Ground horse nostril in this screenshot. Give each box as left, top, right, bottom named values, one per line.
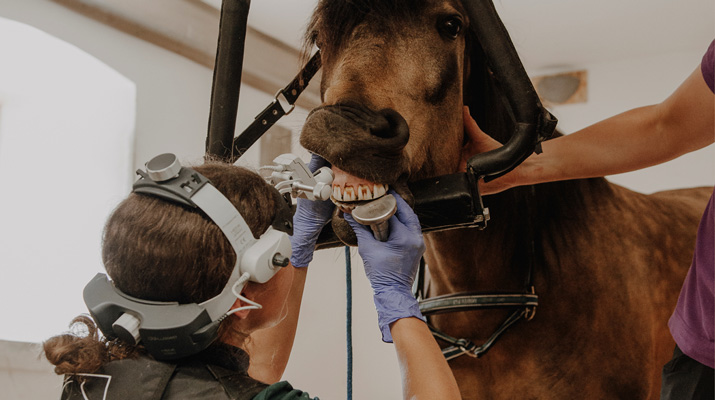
left=325, top=102, right=408, bottom=141
left=370, top=109, right=408, bottom=139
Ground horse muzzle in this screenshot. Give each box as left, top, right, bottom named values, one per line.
left=300, top=101, right=416, bottom=245
left=300, top=101, right=410, bottom=185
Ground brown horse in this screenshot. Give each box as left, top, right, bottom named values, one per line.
left=298, top=1, right=711, bottom=398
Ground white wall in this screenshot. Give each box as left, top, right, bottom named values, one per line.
left=0, top=16, right=136, bottom=344
left=531, top=45, right=715, bottom=193
left=0, top=0, right=215, bottom=343
left=0, top=12, right=136, bottom=400
left=0, top=0, right=315, bottom=171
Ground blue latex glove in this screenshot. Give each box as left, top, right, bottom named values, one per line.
left=289, top=154, right=335, bottom=268
left=344, top=191, right=426, bottom=342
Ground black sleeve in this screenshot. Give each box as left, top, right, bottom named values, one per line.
left=251, top=381, right=319, bottom=400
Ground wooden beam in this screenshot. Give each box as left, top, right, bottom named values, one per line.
left=50, top=0, right=322, bottom=110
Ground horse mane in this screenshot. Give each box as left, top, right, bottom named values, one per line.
left=303, top=0, right=428, bottom=59
left=462, top=27, right=614, bottom=279
left=471, top=54, right=613, bottom=277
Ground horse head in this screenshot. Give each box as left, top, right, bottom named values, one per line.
left=301, top=0, right=508, bottom=242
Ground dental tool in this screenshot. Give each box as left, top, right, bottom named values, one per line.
left=262, top=154, right=334, bottom=201
left=351, top=194, right=397, bottom=242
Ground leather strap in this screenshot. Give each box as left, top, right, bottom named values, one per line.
left=420, top=292, right=538, bottom=315
left=429, top=308, right=531, bottom=361
left=419, top=288, right=538, bottom=360
left=230, top=52, right=322, bottom=163
left=417, top=184, right=541, bottom=361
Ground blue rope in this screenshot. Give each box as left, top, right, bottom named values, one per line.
left=345, top=246, right=353, bottom=400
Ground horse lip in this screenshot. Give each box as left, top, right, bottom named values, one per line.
left=300, top=103, right=411, bottom=189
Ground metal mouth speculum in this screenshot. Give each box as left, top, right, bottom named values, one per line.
left=350, top=194, right=397, bottom=241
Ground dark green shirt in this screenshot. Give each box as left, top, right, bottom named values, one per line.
left=60, top=345, right=318, bottom=400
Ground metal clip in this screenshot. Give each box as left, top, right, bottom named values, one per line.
left=274, top=90, right=296, bottom=116
left=524, top=286, right=537, bottom=321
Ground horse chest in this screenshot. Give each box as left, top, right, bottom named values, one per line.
left=419, top=194, right=696, bottom=399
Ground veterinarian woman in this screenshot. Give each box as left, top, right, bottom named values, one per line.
left=462, top=39, right=714, bottom=399
left=44, top=157, right=460, bottom=399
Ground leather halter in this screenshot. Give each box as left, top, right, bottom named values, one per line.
left=418, top=286, right=538, bottom=361
left=228, top=52, right=322, bottom=164
left=415, top=187, right=541, bottom=361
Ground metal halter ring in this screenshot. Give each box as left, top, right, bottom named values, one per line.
left=274, top=90, right=296, bottom=116
left=455, top=338, right=478, bottom=358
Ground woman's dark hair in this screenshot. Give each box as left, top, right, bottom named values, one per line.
left=44, top=162, right=278, bottom=375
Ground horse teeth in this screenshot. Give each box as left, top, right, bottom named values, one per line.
left=332, top=183, right=387, bottom=202
left=373, top=184, right=386, bottom=198
left=343, top=186, right=355, bottom=201
left=357, top=185, right=373, bottom=201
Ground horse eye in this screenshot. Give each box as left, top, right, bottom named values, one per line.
left=310, top=31, right=323, bottom=49
left=440, top=17, right=463, bottom=39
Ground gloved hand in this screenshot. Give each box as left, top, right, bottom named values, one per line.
left=344, top=191, right=426, bottom=342
left=289, top=154, right=335, bottom=268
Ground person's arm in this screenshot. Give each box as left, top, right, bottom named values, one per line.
left=391, top=317, right=461, bottom=400
left=463, top=66, right=714, bottom=195
left=345, top=194, right=461, bottom=400
left=246, top=266, right=307, bottom=383
left=247, top=155, right=335, bottom=383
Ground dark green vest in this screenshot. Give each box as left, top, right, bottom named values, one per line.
left=60, top=346, right=267, bottom=400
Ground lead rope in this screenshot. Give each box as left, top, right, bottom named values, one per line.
left=345, top=246, right=353, bottom=400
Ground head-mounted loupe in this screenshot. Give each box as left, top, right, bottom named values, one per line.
left=83, top=153, right=292, bottom=360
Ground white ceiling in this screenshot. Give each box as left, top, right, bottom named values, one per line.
left=203, top=0, right=714, bottom=73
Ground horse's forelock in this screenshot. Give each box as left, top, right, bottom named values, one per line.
left=303, top=0, right=428, bottom=59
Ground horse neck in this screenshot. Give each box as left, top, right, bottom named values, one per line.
left=424, top=177, right=613, bottom=294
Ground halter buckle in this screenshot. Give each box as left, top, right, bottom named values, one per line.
left=274, top=90, right=296, bottom=116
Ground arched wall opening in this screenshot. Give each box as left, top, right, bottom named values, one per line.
left=0, top=17, right=136, bottom=343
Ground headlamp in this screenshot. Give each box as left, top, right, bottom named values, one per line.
left=84, top=153, right=292, bottom=360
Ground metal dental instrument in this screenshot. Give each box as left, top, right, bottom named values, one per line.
left=351, top=194, right=397, bottom=242
left=263, top=154, right=334, bottom=201
left=264, top=154, right=397, bottom=241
